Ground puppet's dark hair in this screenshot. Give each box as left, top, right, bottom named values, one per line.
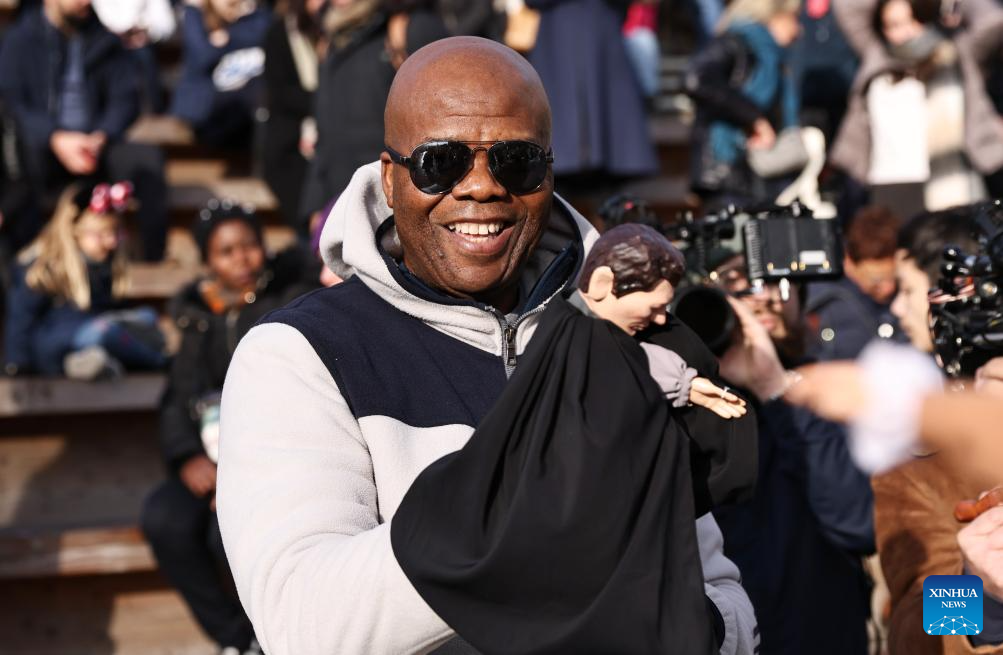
left=579, top=224, right=686, bottom=296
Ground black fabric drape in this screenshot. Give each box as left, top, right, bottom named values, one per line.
left=640, top=316, right=759, bottom=514
left=391, top=295, right=716, bottom=655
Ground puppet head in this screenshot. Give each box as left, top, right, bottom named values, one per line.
left=578, top=224, right=686, bottom=335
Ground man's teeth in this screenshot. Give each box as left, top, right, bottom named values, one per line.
left=447, top=222, right=505, bottom=236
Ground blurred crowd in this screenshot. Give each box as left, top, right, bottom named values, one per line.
left=1, top=0, right=1002, bottom=653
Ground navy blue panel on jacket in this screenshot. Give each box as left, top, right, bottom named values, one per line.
left=261, top=277, right=509, bottom=428
left=713, top=399, right=874, bottom=655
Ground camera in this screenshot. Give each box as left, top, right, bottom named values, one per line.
left=665, top=202, right=844, bottom=355
left=930, top=200, right=1003, bottom=378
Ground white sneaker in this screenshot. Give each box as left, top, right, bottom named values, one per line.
left=63, top=346, right=124, bottom=381
left=219, top=648, right=240, bottom=655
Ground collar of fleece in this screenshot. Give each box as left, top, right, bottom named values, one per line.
left=318, top=161, right=598, bottom=354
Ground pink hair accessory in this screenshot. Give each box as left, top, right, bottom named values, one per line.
left=89, top=181, right=134, bottom=214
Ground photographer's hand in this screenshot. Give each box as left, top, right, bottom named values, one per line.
left=975, top=357, right=1003, bottom=397
left=719, top=297, right=789, bottom=402
left=785, top=362, right=866, bottom=423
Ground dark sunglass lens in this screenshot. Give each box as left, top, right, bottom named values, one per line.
left=489, top=142, right=550, bottom=194
left=410, top=142, right=473, bottom=194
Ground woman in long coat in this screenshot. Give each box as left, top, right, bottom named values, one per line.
left=526, top=0, right=658, bottom=183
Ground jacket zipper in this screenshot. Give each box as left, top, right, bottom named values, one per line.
left=492, top=302, right=549, bottom=376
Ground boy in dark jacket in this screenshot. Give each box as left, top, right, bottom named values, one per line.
left=141, top=201, right=316, bottom=655
left=0, top=0, right=168, bottom=260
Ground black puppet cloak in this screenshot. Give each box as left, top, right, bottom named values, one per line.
left=642, top=315, right=759, bottom=514
left=390, top=295, right=717, bottom=655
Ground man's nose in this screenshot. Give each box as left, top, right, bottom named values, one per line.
left=652, top=312, right=667, bottom=325
left=451, top=150, right=506, bottom=201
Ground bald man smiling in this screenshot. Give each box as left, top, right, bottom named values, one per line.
left=217, top=37, right=757, bottom=655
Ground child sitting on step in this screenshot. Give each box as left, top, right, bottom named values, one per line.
left=3, top=180, right=167, bottom=379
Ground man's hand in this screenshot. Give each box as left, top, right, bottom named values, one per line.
left=180, top=454, right=218, bottom=498
left=975, top=357, right=1003, bottom=398
left=958, top=505, right=1003, bottom=602
left=50, top=131, right=100, bottom=175
left=689, top=377, right=747, bottom=418
left=746, top=118, right=776, bottom=151
left=718, top=297, right=788, bottom=401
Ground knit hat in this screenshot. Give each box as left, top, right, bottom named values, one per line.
left=193, top=198, right=262, bottom=262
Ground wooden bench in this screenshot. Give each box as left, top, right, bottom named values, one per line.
left=0, top=374, right=166, bottom=418
left=0, top=395, right=216, bottom=653
left=0, top=523, right=155, bottom=579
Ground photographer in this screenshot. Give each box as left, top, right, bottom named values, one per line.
left=706, top=253, right=874, bottom=655
left=805, top=205, right=906, bottom=361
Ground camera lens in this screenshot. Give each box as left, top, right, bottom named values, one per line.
left=672, top=286, right=738, bottom=357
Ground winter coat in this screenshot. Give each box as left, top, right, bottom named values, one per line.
left=525, top=0, right=657, bottom=178
left=713, top=397, right=875, bottom=655
left=300, top=10, right=447, bottom=218
left=3, top=259, right=120, bottom=375
left=805, top=276, right=906, bottom=362
left=170, top=5, right=270, bottom=127
left=830, top=0, right=1003, bottom=182
left=684, top=22, right=799, bottom=197
left=0, top=9, right=139, bottom=172
left=874, top=453, right=1003, bottom=654
left=262, top=16, right=314, bottom=229
left=158, top=249, right=316, bottom=472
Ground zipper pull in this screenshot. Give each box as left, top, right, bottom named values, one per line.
left=505, top=326, right=517, bottom=367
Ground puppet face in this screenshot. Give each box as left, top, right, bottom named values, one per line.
left=584, top=266, right=674, bottom=335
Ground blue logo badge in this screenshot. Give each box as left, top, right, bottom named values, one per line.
left=924, top=575, right=983, bottom=636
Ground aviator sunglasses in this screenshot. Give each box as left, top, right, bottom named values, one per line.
left=385, top=140, right=554, bottom=195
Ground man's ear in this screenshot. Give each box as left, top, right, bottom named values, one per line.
left=583, top=266, right=615, bottom=302
left=843, top=254, right=856, bottom=277
left=380, top=152, right=395, bottom=209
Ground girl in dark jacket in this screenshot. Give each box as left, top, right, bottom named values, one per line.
left=141, top=201, right=316, bottom=655
left=3, top=181, right=166, bottom=379
left=684, top=0, right=802, bottom=206
left=171, top=0, right=271, bottom=147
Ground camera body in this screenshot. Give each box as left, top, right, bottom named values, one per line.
left=931, top=201, right=1003, bottom=378
left=665, top=202, right=843, bottom=355
left=667, top=202, right=843, bottom=283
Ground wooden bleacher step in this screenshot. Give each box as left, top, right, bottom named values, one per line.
left=0, top=524, right=155, bottom=579
left=0, top=374, right=166, bottom=418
